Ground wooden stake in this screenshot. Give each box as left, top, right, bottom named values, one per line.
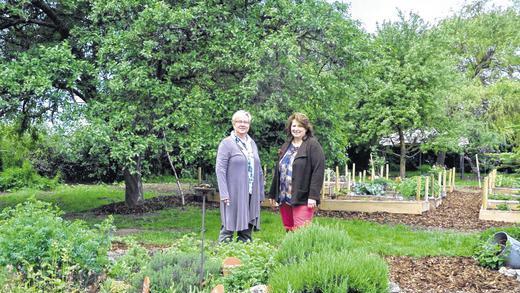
left=379, top=165, right=384, bottom=178
left=363, top=170, right=366, bottom=182
left=450, top=168, right=455, bottom=192
left=359, top=171, right=362, bottom=183
left=347, top=172, right=351, bottom=192
left=352, top=163, right=356, bottom=183
left=482, top=177, right=488, bottom=209
left=437, top=173, right=442, bottom=197
left=442, top=169, right=447, bottom=196
left=335, top=166, right=340, bottom=192
left=345, top=164, right=348, bottom=180
left=425, top=176, right=429, bottom=202
left=416, top=176, right=422, bottom=201
left=476, top=154, right=481, bottom=188
left=327, top=171, right=331, bottom=196
left=447, top=168, right=452, bottom=193
left=370, top=154, right=375, bottom=181
left=198, top=167, right=202, bottom=185
left=386, top=164, right=389, bottom=180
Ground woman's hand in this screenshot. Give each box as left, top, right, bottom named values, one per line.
left=307, top=198, right=316, bottom=208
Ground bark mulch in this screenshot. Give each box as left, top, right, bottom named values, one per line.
left=90, top=194, right=218, bottom=215
left=316, top=190, right=517, bottom=231
left=387, top=256, right=520, bottom=293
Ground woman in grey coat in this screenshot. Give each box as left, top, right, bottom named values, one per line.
left=216, top=110, right=264, bottom=242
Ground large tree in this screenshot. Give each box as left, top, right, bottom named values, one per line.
left=1, top=0, right=368, bottom=206
left=354, top=12, right=457, bottom=178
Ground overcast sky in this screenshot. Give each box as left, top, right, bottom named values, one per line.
left=339, top=0, right=514, bottom=33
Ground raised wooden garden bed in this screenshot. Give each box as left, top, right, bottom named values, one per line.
left=479, top=171, right=520, bottom=223
left=479, top=208, right=520, bottom=223
left=320, top=198, right=430, bottom=214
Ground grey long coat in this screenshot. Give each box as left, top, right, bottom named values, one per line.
left=216, top=136, right=264, bottom=231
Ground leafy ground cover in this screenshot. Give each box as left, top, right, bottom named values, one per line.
left=1, top=183, right=519, bottom=292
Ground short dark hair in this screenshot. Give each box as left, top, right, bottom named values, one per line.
left=285, top=112, right=314, bottom=139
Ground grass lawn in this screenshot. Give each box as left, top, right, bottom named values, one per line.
left=1, top=184, right=479, bottom=257
left=0, top=184, right=159, bottom=212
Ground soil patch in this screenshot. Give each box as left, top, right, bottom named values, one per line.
left=387, top=256, right=520, bottom=293
left=90, top=194, right=218, bottom=214
left=316, top=190, right=517, bottom=231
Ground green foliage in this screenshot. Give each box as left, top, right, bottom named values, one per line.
left=353, top=181, right=385, bottom=196
left=270, top=249, right=389, bottom=293
left=0, top=160, right=59, bottom=192
left=417, top=164, right=432, bottom=174
left=108, top=242, right=150, bottom=280
left=474, top=241, right=506, bottom=270
left=274, top=224, right=355, bottom=266
left=270, top=224, right=388, bottom=293
left=109, top=240, right=219, bottom=293
left=474, top=227, right=520, bottom=269
left=129, top=250, right=220, bottom=293
left=489, top=194, right=517, bottom=201
left=0, top=200, right=113, bottom=290
left=397, top=176, right=441, bottom=199
left=495, top=174, right=520, bottom=188
left=212, top=240, right=276, bottom=291
left=496, top=203, right=510, bottom=211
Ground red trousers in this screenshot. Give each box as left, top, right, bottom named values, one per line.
left=279, top=203, right=315, bottom=231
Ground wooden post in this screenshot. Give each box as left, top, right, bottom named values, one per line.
left=416, top=176, right=422, bottom=201
left=370, top=154, right=375, bottom=181
left=352, top=163, right=356, bottom=184
left=437, top=173, right=442, bottom=197
left=327, top=171, right=331, bottom=197
left=482, top=177, right=488, bottom=209
left=431, top=175, right=435, bottom=197
left=363, top=170, right=366, bottom=182
left=447, top=168, right=452, bottom=193
left=450, top=167, right=455, bottom=192
left=198, top=167, right=202, bottom=185
left=442, top=169, right=447, bottom=197
left=345, top=164, right=348, bottom=180
left=476, top=154, right=481, bottom=188
left=347, top=172, right=351, bottom=193
left=386, top=164, right=389, bottom=180
left=359, top=171, right=362, bottom=183
left=335, top=166, right=340, bottom=192
left=425, top=176, right=429, bottom=202
left=379, top=165, right=384, bottom=178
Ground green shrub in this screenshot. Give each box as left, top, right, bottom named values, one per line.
left=397, top=176, right=441, bottom=199
left=108, top=242, right=151, bottom=280
left=417, top=164, right=432, bottom=174
left=353, top=182, right=385, bottom=195
left=0, top=161, right=59, bottom=192
left=274, top=224, right=354, bottom=266
left=473, top=227, right=520, bottom=269
left=269, top=249, right=388, bottom=293
left=270, top=224, right=388, bottom=292
left=0, top=200, right=113, bottom=290
left=212, top=240, right=275, bottom=291
left=128, top=250, right=220, bottom=293
left=495, top=174, right=520, bottom=188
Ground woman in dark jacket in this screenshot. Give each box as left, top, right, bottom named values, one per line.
left=268, top=113, right=325, bottom=231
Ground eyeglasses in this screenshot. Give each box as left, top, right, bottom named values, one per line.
left=234, top=120, right=250, bottom=125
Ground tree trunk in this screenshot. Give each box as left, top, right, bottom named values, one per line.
left=124, top=158, right=144, bottom=208
left=398, top=128, right=406, bottom=179
left=436, top=151, right=446, bottom=166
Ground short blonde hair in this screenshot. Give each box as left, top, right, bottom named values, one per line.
left=231, top=110, right=252, bottom=123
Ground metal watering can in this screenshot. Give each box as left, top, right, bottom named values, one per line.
left=493, top=232, right=520, bottom=269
